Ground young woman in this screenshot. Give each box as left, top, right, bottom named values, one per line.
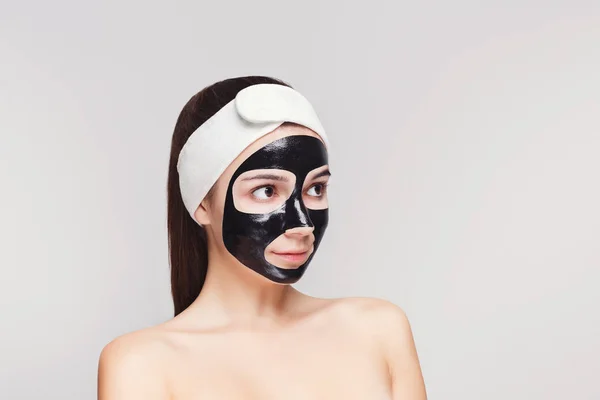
left=98, top=76, right=427, bottom=399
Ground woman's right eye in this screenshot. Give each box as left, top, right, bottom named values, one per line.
left=251, top=185, right=276, bottom=200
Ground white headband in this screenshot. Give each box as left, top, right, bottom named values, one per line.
left=176, top=83, right=330, bottom=221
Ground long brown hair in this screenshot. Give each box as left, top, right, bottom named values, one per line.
left=167, top=76, right=292, bottom=316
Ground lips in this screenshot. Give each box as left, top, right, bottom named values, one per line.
left=271, top=249, right=311, bottom=263
left=272, top=249, right=310, bottom=255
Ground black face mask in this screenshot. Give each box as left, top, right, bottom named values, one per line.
left=222, top=135, right=329, bottom=284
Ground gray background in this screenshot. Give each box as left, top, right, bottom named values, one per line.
left=1, top=1, right=599, bottom=399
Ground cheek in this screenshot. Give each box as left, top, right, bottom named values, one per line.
left=205, top=189, right=227, bottom=239
left=207, top=209, right=226, bottom=247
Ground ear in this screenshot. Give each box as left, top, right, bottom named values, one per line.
left=193, top=199, right=212, bottom=226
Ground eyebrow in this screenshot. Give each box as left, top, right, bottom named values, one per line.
left=312, top=168, right=331, bottom=179
left=240, top=174, right=291, bottom=182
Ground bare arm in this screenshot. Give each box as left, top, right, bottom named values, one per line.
left=97, top=334, right=170, bottom=400
left=373, top=300, right=427, bottom=400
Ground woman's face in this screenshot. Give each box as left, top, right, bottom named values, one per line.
left=195, top=123, right=330, bottom=284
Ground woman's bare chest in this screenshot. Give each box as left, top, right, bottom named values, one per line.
left=165, top=327, right=392, bottom=400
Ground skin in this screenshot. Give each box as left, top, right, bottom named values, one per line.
left=97, top=124, right=428, bottom=400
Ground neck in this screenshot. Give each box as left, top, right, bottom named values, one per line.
left=187, top=242, right=305, bottom=329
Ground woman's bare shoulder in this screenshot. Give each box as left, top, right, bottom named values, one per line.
left=98, top=326, right=173, bottom=399
left=302, top=295, right=412, bottom=341
left=323, top=296, right=415, bottom=349
left=328, top=297, right=426, bottom=398
left=325, top=296, right=410, bottom=326
left=100, top=321, right=177, bottom=357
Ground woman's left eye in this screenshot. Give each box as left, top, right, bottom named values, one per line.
left=307, top=183, right=327, bottom=197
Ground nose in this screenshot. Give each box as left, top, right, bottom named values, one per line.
left=284, top=226, right=314, bottom=236
left=282, top=195, right=314, bottom=230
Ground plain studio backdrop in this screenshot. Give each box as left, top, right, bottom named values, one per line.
left=1, top=1, right=598, bottom=399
